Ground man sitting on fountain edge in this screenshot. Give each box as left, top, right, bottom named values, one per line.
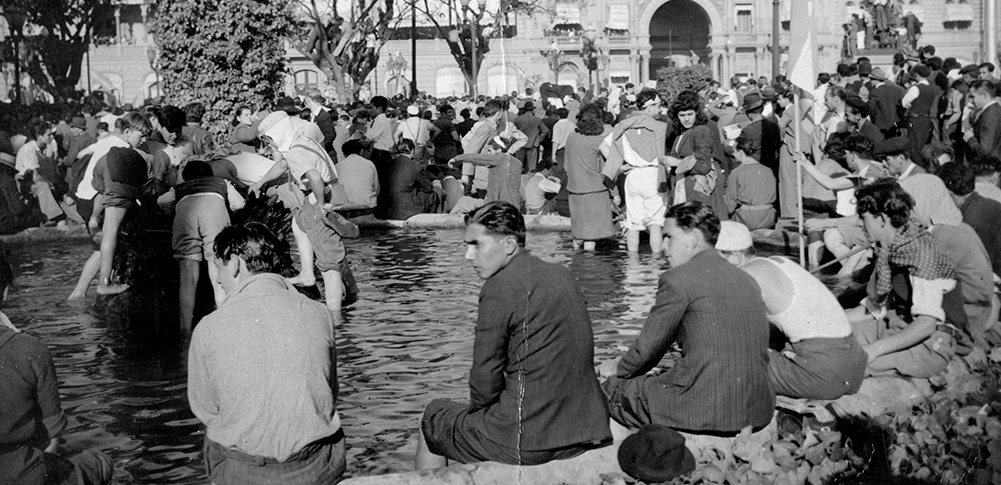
left=416, top=201, right=611, bottom=469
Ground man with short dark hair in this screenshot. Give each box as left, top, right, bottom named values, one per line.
left=599, top=201, right=774, bottom=434
left=938, top=161, right=1001, bottom=279
left=979, top=62, right=996, bottom=81
left=879, top=136, right=926, bottom=180
left=432, top=104, right=462, bottom=165
left=182, top=102, right=214, bottom=155
left=846, top=95, right=884, bottom=146
left=367, top=95, right=395, bottom=165
left=417, top=201, right=611, bottom=468
left=188, top=222, right=345, bottom=484
left=963, top=79, right=1001, bottom=160
left=902, top=64, right=941, bottom=166
left=849, top=180, right=963, bottom=378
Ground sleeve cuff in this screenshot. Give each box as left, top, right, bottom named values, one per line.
left=43, top=411, right=67, bottom=439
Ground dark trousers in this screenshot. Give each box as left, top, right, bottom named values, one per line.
left=908, top=116, right=933, bottom=168
left=203, top=431, right=346, bottom=485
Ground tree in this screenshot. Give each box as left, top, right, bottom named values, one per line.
left=2, top=0, right=114, bottom=101
left=417, top=0, right=547, bottom=96
left=289, top=0, right=400, bottom=103
left=150, top=0, right=292, bottom=139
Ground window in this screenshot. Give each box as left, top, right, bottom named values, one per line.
left=735, top=5, right=753, bottom=32
left=294, top=69, right=319, bottom=93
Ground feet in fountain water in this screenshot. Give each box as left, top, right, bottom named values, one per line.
left=96, top=283, right=129, bottom=295
left=67, top=290, right=87, bottom=300
left=286, top=275, right=316, bottom=287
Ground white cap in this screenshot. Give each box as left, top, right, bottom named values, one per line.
left=407, top=105, right=420, bottom=116
left=947, top=69, right=962, bottom=82
left=715, top=221, right=753, bottom=252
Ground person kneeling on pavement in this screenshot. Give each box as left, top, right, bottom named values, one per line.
left=716, top=221, right=868, bottom=400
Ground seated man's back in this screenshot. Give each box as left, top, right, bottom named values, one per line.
left=418, top=202, right=610, bottom=468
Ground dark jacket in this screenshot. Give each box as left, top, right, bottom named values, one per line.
left=375, top=155, right=437, bottom=220
left=960, top=191, right=1001, bottom=279
left=868, top=82, right=905, bottom=132
left=311, top=109, right=337, bottom=155
left=968, top=103, right=1001, bottom=160
left=469, top=251, right=611, bottom=451
left=856, top=118, right=886, bottom=146
left=616, top=249, right=775, bottom=433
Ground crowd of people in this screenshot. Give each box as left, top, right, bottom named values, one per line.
left=5, top=41, right=1001, bottom=484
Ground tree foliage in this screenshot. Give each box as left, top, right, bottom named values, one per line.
left=150, top=0, right=292, bottom=140
left=418, top=0, right=547, bottom=95
left=2, top=0, right=114, bottom=100
left=655, top=64, right=712, bottom=107
left=290, top=0, right=399, bottom=103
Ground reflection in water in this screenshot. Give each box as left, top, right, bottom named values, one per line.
left=7, top=230, right=669, bottom=482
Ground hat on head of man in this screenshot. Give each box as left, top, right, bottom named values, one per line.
left=406, top=105, right=420, bottom=116
left=911, top=63, right=932, bottom=79
left=869, top=67, right=887, bottom=82
left=70, top=116, right=87, bottom=130
left=715, top=221, right=754, bottom=252
left=960, top=64, right=980, bottom=76
left=858, top=62, right=873, bottom=77
left=760, top=85, right=778, bottom=100
left=618, top=425, right=696, bottom=483
left=875, top=136, right=910, bottom=158
left=740, top=92, right=764, bottom=112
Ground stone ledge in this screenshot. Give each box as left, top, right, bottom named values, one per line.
left=340, top=443, right=623, bottom=485
left=350, top=214, right=573, bottom=232
left=0, top=225, right=91, bottom=248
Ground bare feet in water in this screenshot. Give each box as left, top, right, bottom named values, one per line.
left=67, top=290, right=86, bottom=300
left=96, top=283, right=129, bottom=295
left=286, top=274, right=316, bottom=287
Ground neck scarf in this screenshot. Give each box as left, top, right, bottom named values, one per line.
left=873, top=222, right=957, bottom=302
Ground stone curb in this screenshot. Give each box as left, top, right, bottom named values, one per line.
left=0, top=225, right=92, bottom=248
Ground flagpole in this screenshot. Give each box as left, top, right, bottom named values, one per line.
left=794, top=90, right=806, bottom=268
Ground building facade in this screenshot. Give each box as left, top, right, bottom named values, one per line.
left=3, top=0, right=992, bottom=105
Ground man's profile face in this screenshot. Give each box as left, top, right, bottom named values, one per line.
left=971, top=88, right=993, bottom=109
left=845, top=108, right=861, bottom=125
left=980, top=66, right=992, bottom=79
left=861, top=212, right=894, bottom=246
left=464, top=223, right=513, bottom=279
left=213, top=257, right=240, bottom=295
left=664, top=218, right=702, bottom=269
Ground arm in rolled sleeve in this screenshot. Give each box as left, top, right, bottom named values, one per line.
left=468, top=286, right=513, bottom=411
left=187, top=336, right=220, bottom=425
left=617, top=274, right=689, bottom=378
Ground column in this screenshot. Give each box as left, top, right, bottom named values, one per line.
left=114, top=6, right=122, bottom=45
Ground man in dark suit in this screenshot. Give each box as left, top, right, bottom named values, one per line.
left=737, top=93, right=781, bottom=175
left=512, top=102, right=548, bottom=173
left=599, top=201, right=774, bottom=434
left=417, top=201, right=611, bottom=468
left=867, top=67, right=905, bottom=138
left=304, top=88, right=337, bottom=160
left=847, top=95, right=885, bottom=147
left=964, top=80, right=1001, bottom=160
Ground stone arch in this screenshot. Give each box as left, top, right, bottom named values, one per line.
left=637, top=0, right=722, bottom=40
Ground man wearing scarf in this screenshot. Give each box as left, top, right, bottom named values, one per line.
left=849, top=179, right=965, bottom=378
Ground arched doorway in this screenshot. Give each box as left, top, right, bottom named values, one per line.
left=648, top=0, right=711, bottom=79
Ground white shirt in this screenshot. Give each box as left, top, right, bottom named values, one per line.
left=901, top=79, right=929, bottom=109
left=14, top=140, right=41, bottom=176
left=76, top=136, right=130, bottom=200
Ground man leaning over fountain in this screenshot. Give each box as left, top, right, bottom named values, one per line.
left=416, top=201, right=612, bottom=469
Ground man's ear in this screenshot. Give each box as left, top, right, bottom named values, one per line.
left=503, top=236, right=519, bottom=255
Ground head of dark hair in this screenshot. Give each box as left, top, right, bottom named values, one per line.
left=536, top=157, right=553, bottom=172
left=817, top=72, right=832, bottom=84
left=440, top=104, right=454, bottom=116
left=184, top=102, right=206, bottom=123
left=980, top=62, right=996, bottom=72
left=396, top=138, right=416, bottom=154
left=483, top=99, right=504, bottom=118
left=936, top=162, right=975, bottom=196
left=232, top=105, right=251, bottom=126
left=371, top=96, right=389, bottom=111
left=460, top=108, right=471, bottom=118
left=181, top=160, right=213, bottom=180
left=666, top=201, right=720, bottom=245
left=735, top=135, right=761, bottom=160
left=836, top=63, right=851, bottom=77
left=826, top=85, right=848, bottom=102
left=972, top=79, right=998, bottom=97
left=824, top=132, right=850, bottom=169
left=556, top=108, right=570, bottom=119
left=157, top=106, right=186, bottom=134
left=97, top=122, right=109, bottom=132
left=921, top=142, right=954, bottom=168
left=970, top=154, right=1001, bottom=177
left=844, top=134, right=874, bottom=160
left=475, top=107, right=485, bottom=117
left=214, top=222, right=287, bottom=274
left=575, top=104, right=605, bottom=136
left=342, top=139, right=366, bottom=157
left=669, top=90, right=708, bottom=127
left=926, top=56, right=943, bottom=71
left=635, top=89, right=661, bottom=110
left=29, top=121, right=52, bottom=140
left=465, top=200, right=526, bottom=246
left=855, top=179, right=915, bottom=228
